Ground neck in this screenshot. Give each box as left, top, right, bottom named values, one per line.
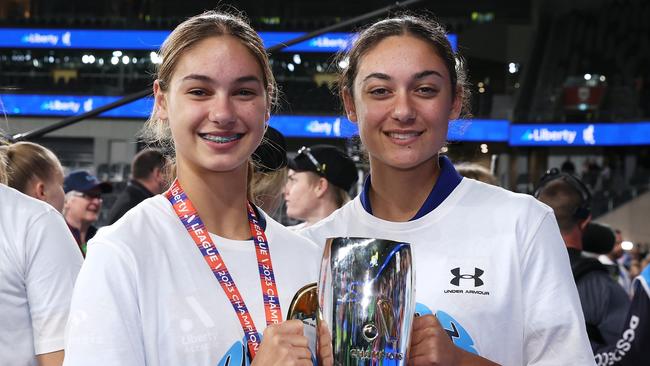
left=303, top=199, right=338, bottom=227
left=136, top=177, right=158, bottom=195
left=561, top=227, right=584, bottom=251
left=176, top=163, right=251, bottom=240
left=66, top=216, right=91, bottom=238
left=369, top=156, right=440, bottom=222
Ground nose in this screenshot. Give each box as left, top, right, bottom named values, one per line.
left=208, top=94, right=237, bottom=127
left=391, top=91, right=416, bottom=123
left=283, top=182, right=291, bottom=199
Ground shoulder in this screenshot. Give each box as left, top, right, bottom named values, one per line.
left=92, top=195, right=173, bottom=249
left=0, top=185, right=70, bottom=248
left=261, top=209, right=321, bottom=257
left=298, top=198, right=358, bottom=247
left=458, top=179, right=555, bottom=241
left=460, top=178, right=552, bottom=216
left=1, top=184, right=60, bottom=223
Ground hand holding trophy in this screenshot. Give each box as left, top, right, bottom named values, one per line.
left=288, top=237, right=415, bottom=365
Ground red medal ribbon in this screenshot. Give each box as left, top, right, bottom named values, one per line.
left=165, top=179, right=282, bottom=360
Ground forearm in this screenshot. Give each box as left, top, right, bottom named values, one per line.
left=36, top=350, right=64, bottom=366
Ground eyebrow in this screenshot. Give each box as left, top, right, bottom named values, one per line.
left=362, top=70, right=443, bottom=82
left=180, top=74, right=262, bottom=84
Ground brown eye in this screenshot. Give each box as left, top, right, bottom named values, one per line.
left=188, top=89, right=207, bottom=96
left=369, top=88, right=389, bottom=96
left=416, top=86, right=439, bottom=96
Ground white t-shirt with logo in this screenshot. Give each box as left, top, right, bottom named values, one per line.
left=300, top=178, right=595, bottom=366
left=64, top=195, right=320, bottom=366
left=0, top=184, right=83, bottom=366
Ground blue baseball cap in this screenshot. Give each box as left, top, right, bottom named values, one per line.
left=64, top=170, right=113, bottom=194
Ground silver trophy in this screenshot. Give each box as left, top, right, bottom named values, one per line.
left=317, top=237, right=415, bottom=365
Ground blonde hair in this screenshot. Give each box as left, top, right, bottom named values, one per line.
left=251, top=167, right=288, bottom=210
left=330, top=185, right=352, bottom=208
left=140, top=10, right=276, bottom=201
left=0, top=138, right=7, bottom=185
left=304, top=171, right=351, bottom=209
left=0, top=142, right=62, bottom=192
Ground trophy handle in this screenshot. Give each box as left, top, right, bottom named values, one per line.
left=287, top=282, right=318, bottom=321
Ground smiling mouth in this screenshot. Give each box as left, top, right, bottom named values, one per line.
left=199, top=133, right=244, bottom=143
left=384, top=131, right=424, bottom=140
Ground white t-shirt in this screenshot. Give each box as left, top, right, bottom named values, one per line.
left=300, top=178, right=596, bottom=366
left=0, top=184, right=83, bottom=366
left=64, top=195, right=321, bottom=366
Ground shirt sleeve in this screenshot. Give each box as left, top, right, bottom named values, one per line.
left=520, top=212, right=596, bottom=365
left=64, top=240, right=146, bottom=366
left=25, top=210, right=83, bottom=355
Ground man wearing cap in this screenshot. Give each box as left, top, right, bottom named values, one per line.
left=63, top=170, right=112, bottom=256
left=284, top=144, right=358, bottom=230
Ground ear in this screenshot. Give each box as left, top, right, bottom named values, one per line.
left=314, top=177, right=329, bottom=199
left=265, top=86, right=273, bottom=126
left=264, top=109, right=270, bottom=130
left=32, top=180, right=47, bottom=200
left=152, top=166, right=162, bottom=180
left=153, top=79, right=169, bottom=121
left=578, top=214, right=592, bottom=231
left=342, top=87, right=358, bottom=123
left=448, top=85, right=463, bottom=121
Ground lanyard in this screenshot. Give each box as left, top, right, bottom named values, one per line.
left=165, top=179, right=282, bottom=359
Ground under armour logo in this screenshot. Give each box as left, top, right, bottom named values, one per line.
left=450, top=267, right=484, bottom=287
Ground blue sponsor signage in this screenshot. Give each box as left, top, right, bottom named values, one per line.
left=448, top=119, right=509, bottom=142
left=1, top=94, right=496, bottom=141
left=0, top=94, right=154, bottom=118
left=510, top=123, right=650, bottom=146
left=6, top=94, right=648, bottom=144
left=269, top=115, right=358, bottom=138
left=0, top=28, right=457, bottom=52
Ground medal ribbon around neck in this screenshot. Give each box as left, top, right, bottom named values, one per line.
left=165, top=179, right=282, bottom=360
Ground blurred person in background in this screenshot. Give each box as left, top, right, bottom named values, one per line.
left=284, top=144, right=358, bottom=230
left=107, top=149, right=168, bottom=224
left=1, top=137, right=83, bottom=366
left=0, top=141, right=66, bottom=212
left=592, top=264, right=650, bottom=366
left=599, top=229, right=633, bottom=295
left=535, top=168, right=630, bottom=351
left=63, top=170, right=112, bottom=255
left=250, top=126, right=288, bottom=220
left=455, top=162, right=498, bottom=185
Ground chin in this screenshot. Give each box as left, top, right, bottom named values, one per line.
left=198, top=156, right=251, bottom=173
left=382, top=154, right=434, bottom=171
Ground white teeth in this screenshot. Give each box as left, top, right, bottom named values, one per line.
left=200, top=133, right=242, bottom=143
left=387, top=132, right=422, bottom=140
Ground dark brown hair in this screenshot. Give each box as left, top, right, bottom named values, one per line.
left=336, top=13, right=471, bottom=116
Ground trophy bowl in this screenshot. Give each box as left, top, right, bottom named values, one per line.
left=318, top=237, right=415, bottom=365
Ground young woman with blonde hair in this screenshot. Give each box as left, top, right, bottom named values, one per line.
left=0, top=141, right=66, bottom=212
left=0, top=137, right=82, bottom=366
left=64, top=10, right=319, bottom=366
